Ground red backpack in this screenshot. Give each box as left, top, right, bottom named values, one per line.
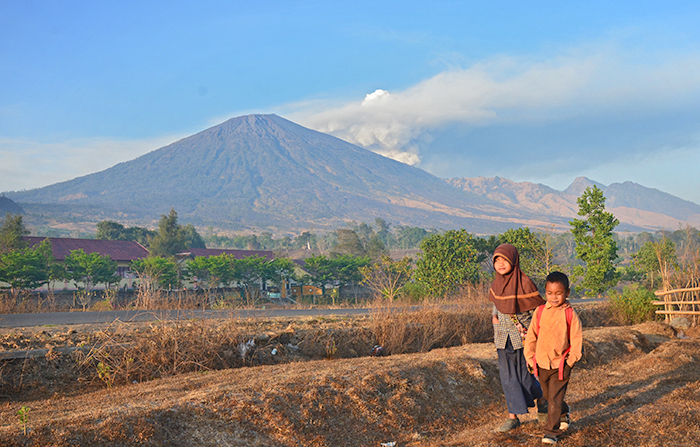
left=532, top=304, right=574, bottom=380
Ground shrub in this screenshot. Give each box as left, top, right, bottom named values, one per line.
left=399, top=281, right=428, bottom=302
left=609, top=284, right=657, bottom=325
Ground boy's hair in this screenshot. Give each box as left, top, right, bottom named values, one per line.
left=545, top=271, right=570, bottom=290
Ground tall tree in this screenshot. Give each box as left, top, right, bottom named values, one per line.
left=570, top=186, right=620, bottom=295
left=148, top=209, right=204, bottom=257
left=333, top=229, right=366, bottom=257
left=374, top=218, right=392, bottom=246
left=633, top=237, right=677, bottom=290
left=149, top=209, right=184, bottom=257
left=0, top=213, right=29, bottom=254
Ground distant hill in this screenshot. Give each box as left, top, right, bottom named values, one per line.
left=0, top=196, right=24, bottom=216
left=447, top=176, right=700, bottom=231
left=8, top=115, right=700, bottom=234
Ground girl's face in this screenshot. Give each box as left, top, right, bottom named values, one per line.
left=494, top=256, right=513, bottom=275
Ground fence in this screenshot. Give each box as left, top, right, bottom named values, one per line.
left=653, top=286, right=700, bottom=324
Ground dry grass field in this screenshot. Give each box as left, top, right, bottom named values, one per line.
left=0, top=302, right=698, bottom=446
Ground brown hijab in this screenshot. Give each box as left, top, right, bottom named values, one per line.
left=489, top=243, right=544, bottom=314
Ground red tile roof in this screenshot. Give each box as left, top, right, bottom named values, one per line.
left=181, top=248, right=274, bottom=260
left=24, top=237, right=149, bottom=262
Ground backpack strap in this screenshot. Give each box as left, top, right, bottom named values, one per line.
left=557, top=306, right=574, bottom=380
left=532, top=304, right=545, bottom=377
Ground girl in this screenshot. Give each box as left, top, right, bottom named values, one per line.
left=490, top=244, right=547, bottom=432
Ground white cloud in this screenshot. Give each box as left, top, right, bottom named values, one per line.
left=289, top=45, right=700, bottom=171
left=0, top=135, right=183, bottom=193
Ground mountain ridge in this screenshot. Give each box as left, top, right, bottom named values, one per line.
left=7, top=115, right=699, bottom=234
left=446, top=176, right=700, bottom=231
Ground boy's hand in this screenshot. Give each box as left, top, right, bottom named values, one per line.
left=492, top=315, right=499, bottom=325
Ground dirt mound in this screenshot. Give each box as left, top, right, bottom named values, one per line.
left=1, top=321, right=698, bottom=446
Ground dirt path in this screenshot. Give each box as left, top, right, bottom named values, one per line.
left=0, top=322, right=698, bottom=446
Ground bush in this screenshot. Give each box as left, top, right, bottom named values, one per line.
left=609, top=284, right=657, bottom=325
left=399, top=282, right=428, bottom=302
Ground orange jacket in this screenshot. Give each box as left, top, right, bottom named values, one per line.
left=524, top=301, right=583, bottom=370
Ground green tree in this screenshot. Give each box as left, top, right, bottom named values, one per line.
left=293, top=231, right=315, bottom=250
left=301, top=254, right=370, bottom=304
left=96, top=220, right=156, bottom=246
left=333, top=229, right=367, bottom=257
left=148, top=209, right=205, bottom=256
left=301, top=255, right=335, bottom=296
left=570, top=186, right=620, bottom=295
left=63, top=249, right=119, bottom=291
left=180, top=224, right=206, bottom=249
left=234, top=255, right=270, bottom=304
left=395, top=226, right=431, bottom=249
left=498, top=227, right=556, bottom=286
left=267, top=258, right=296, bottom=286
left=331, top=254, right=371, bottom=303
left=96, top=220, right=127, bottom=240
left=0, top=213, right=29, bottom=254
left=415, top=229, right=482, bottom=297
left=185, top=254, right=236, bottom=294
left=131, top=256, right=179, bottom=291
left=0, top=239, right=53, bottom=293
left=149, top=209, right=185, bottom=257
left=374, top=218, right=393, bottom=247
left=633, top=237, right=677, bottom=290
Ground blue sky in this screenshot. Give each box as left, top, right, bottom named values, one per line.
left=2, top=1, right=700, bottom=204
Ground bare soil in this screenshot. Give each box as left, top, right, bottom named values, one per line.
left=0, top=313, right=699, bottom=446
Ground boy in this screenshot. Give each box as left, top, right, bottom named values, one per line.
left=524, top=272, right=583, bottom=444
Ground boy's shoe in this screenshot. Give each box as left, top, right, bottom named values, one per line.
left=559, top=413, right=570, bottom=431
left=541, top=435, right=558, bottom=444
left=496, top=418, right=520, bottom=433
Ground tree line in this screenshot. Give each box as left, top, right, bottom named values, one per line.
left=3, top=187, right=700, bottom=304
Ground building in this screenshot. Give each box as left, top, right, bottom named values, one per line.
left=24, top=236, right=149, bottom=290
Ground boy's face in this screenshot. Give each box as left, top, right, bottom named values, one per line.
left=494, top=256, right=513, bottom=275
left=545, top=281, right=569, bottom=307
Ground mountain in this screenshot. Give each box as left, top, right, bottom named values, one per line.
left=563, top=176, right=606, bottom=197
left=8, top=115, right=552, bottom=233
left=445, top=177, right=579, bottom=218
left=0, top=196, right=24, bottom=216
left=9, top=115, right=699, bottom=234
left=447, top=176, right=700, bottom=231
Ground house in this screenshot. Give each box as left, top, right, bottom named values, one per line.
left=23, top=237, right=149, bottom=290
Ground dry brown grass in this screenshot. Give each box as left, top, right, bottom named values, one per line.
left=0, top=321, right=697, bottom=446
left=369, top=296, right=492, bottom=355
left=1, top=292, right=689, bottom=446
